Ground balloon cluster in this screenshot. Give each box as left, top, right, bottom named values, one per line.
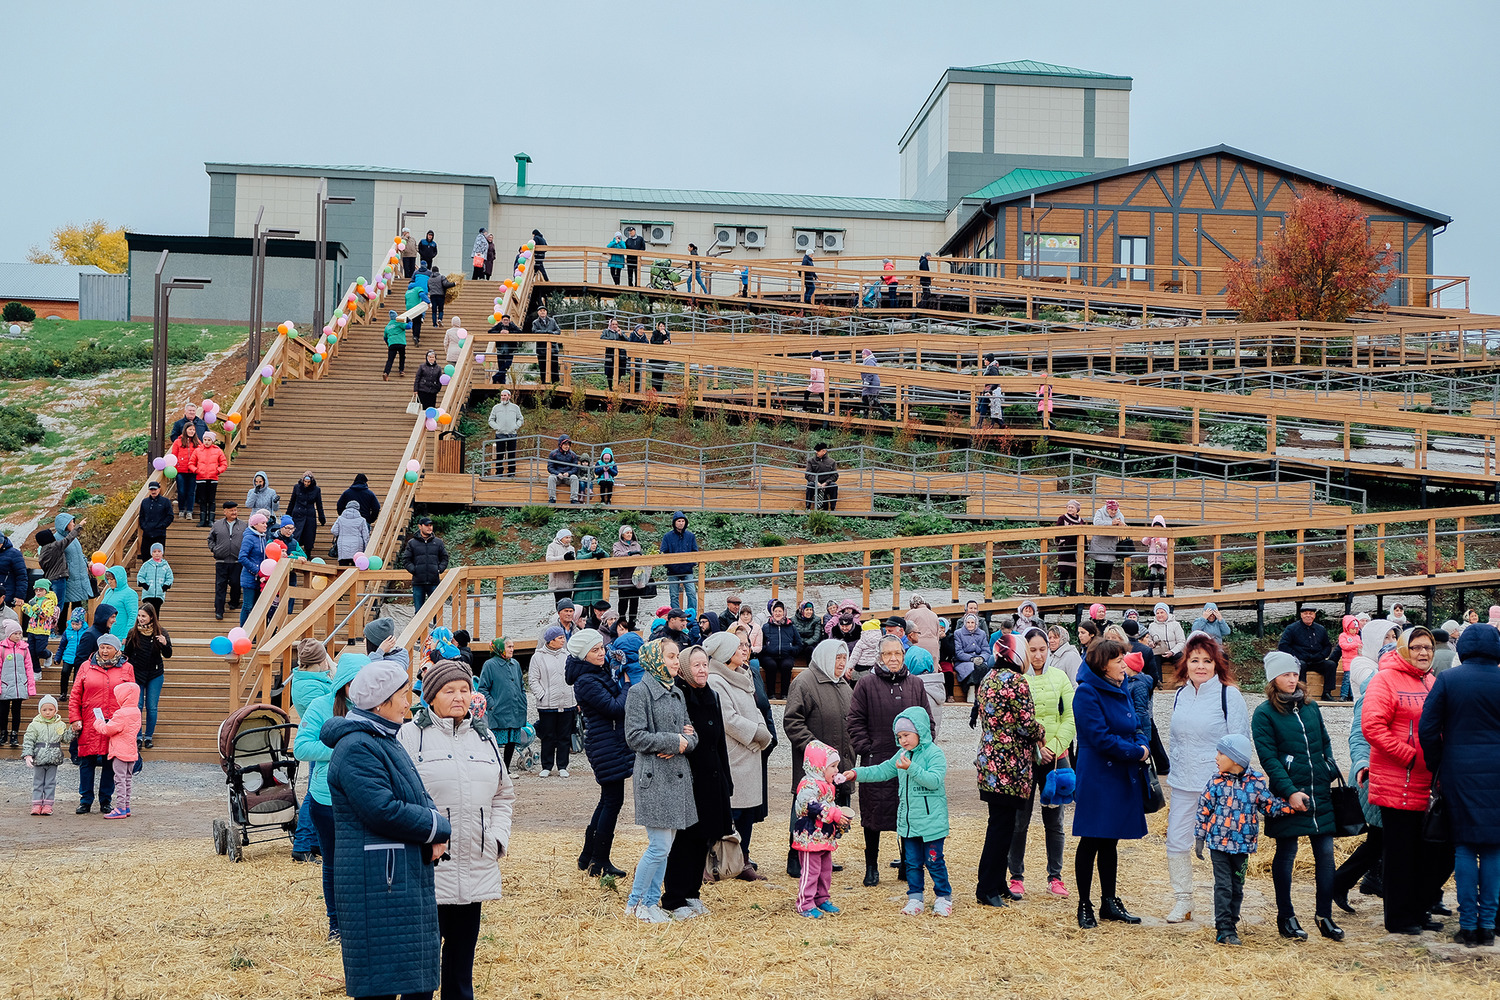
left=405, top=458, right=422, bottom=483
left=211, top=626, right=253, bottom=657
left=277, top=321, right=297, bottom=338
left=224, top=410, right=242, bottom=436
left=260, top=364, right=275, bottom=385
left=352, top=552, right=384, bottom=571
left=421, top=407, right=450, bottom=432
left=89, top=550, right=108, bottom=580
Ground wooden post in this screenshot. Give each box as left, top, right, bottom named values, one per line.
left=698, top=559, right=707, bottom=607
left=1295, top=529, right=1305, bottom=585
left=795, top=554, right=806, bottom=606
left=1076, top=535, right=1086, bottom=594
left=1118, top=398, right=1127, bottom=438
left=892, top=548, right=901, bottom=607
left=1347, top=524, right=1357, bottom=583
left=1376, top=524, right=1386, bottom=578
left=494, top=577, right=505, bottom=636
left=1256, top=531, right=1266, bottom=591
left=1122, top=554, right=1132, bottom=595
left=1192, top=408, right=1200, bottom=445
left=1266, top=414, right=1277, bottom=455
left=1427, top=518, right=1438, bottom=578
left=1213, top=534, right=1222, bottom=592
left=770, top=555, right=780, bottom=603
left=952, top=544, right=962, bottom=603
left=1038, top=539, right=1049, bottom=595
left=1165, top=538, right=1175, bottom=596
left=984, top=542, right=994, bottom=602
left=1344, top=421, right=1351, bottom=462
left=1456, top=517, right=1466, bottom=572
left=862, top=551, right=871, bottom=608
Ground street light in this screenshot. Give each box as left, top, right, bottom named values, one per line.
left=245, top=207, right=298, bottom=378
left=313, top=179, right=355, bottom=336
left=148, top=251, right=211, bottom=467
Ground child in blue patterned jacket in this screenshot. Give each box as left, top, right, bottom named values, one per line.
left=1195, top=733, right=1307, bottom=945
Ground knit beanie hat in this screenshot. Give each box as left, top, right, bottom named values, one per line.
left=1123, top=651, right=1146, bottom=674
left=702, top=631, right=741, bottom=665
left=364, top=616, right=397, bottom=648
left=1263, top=650, right=1300, bottom=683
left=39, top=694, right=58, bottom=711
left=348, top=659, right=410, bottom=711
left=541, top=625, right=566, bottom=645
left=1216, top=733, right=1254, bottom=769
left=893, top=716, right=919, bottom=736
left=95, top=631, right=123, bottom=651
left=248, top=512, right=268, bottom=530
left=421, top=660, right=472, bottom=703
left=297, top=638, right=328, bottom=669
left=567, top=628, right=605, bottom=659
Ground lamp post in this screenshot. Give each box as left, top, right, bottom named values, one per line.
left=148, top=253, right=211, bottom=468
left=246, top=212, right=299, bottom=378
left=313, top=180, right=355, bottom=336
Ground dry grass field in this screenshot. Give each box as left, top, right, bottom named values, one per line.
left=4, top=811, right=1496, bottom=1000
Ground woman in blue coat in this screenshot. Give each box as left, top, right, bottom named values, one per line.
left=322, top=659, right=451, bottom=1000
left=54, top=513, right=94, bottom=608
left=1419, top=624, right=1500, bottom=946
left=1070, top=637, right=1150, bottom=929
left=566, top=627, right=634, bottom=877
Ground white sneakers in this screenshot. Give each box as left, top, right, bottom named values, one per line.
left=671, top=906, right=700, bottom=920
left=902, top=899, right=925, bottom=916
left=632, top=904, right=672, bottom=923
left=684, top=898, right=709, bottom=916
left=538, top=769, right=550, bottom=777
left=558, top=769, right=570, bottom=777
left=933, top=897, right=953, bottom=917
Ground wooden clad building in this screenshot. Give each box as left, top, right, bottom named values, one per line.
left=939, top=144, right=1450, bottom=305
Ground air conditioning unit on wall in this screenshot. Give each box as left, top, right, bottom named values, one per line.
left=741, top=227, right=767, bottom=249
left=820, top=231, right=845, bottom=252
left=714, top=226, right=736, bottom=247
left=647, top=223, right=672, bottom=245
left=793, top=229, right=818, bottom=252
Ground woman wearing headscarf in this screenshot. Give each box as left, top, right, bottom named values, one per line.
left=622, top=639, right=696, bottom=922
left=1419, top=623, right=1500, bottom=947
left=476, top=637, right=528, bottom=770
left=567, top=628, right=632, bottom=877
left=472, top=229, right=490, bottom=279
left=974, top=631, right=1044, bottom=908
left=572, top=535, right=607, bottom=608
left=322, top=660, right=450, bottom=1000
left=398, top=659, right=515, bottom=999
left=1089, top=499, right=1126, bottom=597
left=244, top=471, right=279, bottom=516
left=1008, top=627, right=1077, bottom=900
left=414, top=350, right=443, bottom=411
left=611, top=525, right=644, bottom=624
left=1332, top=618, right=1397, bottom=911
left=1046, top=624, right=1082, bottom=685
left=859, top=349, right=881, bottom=416
left=443, top=317, right=467, bottom=365
left=782, top=638, right=855, bottom=878
left=953, top=613, right=991, bottom=700
left=546, top=528, right=576, bottom=606
left=704, top=630, right=774, bottom=880
left=1054, top=499, right=1085, bottom=596
left=661, top=645, right=734, bottom=918
left=1364, top=624, right=1453, bottom=935
left=1253, top=651, right=1342, bottom=941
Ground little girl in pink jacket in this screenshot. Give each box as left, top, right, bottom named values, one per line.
left=98, top=681, right=141, bottom=819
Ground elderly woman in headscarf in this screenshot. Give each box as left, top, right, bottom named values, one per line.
left=661, top=644, right=734, bottom=918
left=860, top=349, right=882, bottom=416
left=621, top=638, right=696, bottom=922
left=1090, top=499, right=1127, bottom=597
left=953, top=612, right=991, bottom=700
left=1054, top=499, right=1085, bottom=596
left=783, top=638, right=855, bottom=878
left=476, top=636, right=528, bottom=771
left=546, top=528, right=576, bottom=606
left=572, top=534, right=607, bottom=608
left=705, top=630, right=775, bottom=880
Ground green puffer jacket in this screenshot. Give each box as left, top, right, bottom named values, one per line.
left=1019, top=666, right=1076, bottom=758
left=1251, top=695, right=1338, bottom=838
left=852, top=706, right=948, bottom=841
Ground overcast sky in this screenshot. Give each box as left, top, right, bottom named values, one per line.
left=6, top=0, right=1495, bottom=310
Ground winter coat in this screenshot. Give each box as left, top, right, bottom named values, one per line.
left=487, top=401, right=524, bottom=435
left=337, top=477, right=380, bottom=524
left=99, top=681, right=141, bottom=761
left=852, top=707, right=948, bottom=841
left=793, top=609, right=822, bottom=646
left=68, top=655, right=133, bottom=757
left=476, top=654, right=527, bottom=732
left=1054, top=511, right=1084, bottom=567
left=442, top=324, right=465, bottom=364
left=1362, top=649, right=1436, bottom=811
left=169, top=435, right=200, bottom=475
left=123, top=629, right=171, bottom=685
left=1418, top=625, right=1500, bottom=844
left=606, top=236, right=626, bottom=268
left=659, top=514, right=698, bottom=576
left=0, top=533, right=29, bottom=604
left=544, top=538, right=575, bottom=591
left=1146, top=618, right=1186, bottom=658
left=1071, top=665, right=1149, bottom=840
left=567, top=654, right=634, bottom=783
left=1089, top=507, right=1122, bottom=563
left=138, top=493, right=174, bottom=536
left=237, top=527, right=268, bottom=589
left=625, top=677, right=699, bottom=830
left=677, top=676, right=735, bottom=840
left=244, top=473, right=279, bottom=516
left=571, top=545, right=606, bottom=606
left=905, top=605, right=941, bottom=663
left=36, top=527, right=70, bottom=581
left=527, top=644, right=576, bottom=710
left=288, top=482, right=325, bottom=526
left=793, top=742, right=851, bottom=852
left=592, top=457, right=618, bottom=485
left=402, top=534, right=449, bottom=586
left=290, top=667, right=332, bottom=716
left=707, top=658, right=773, bottom=810
left=135, top=558, right=173, bottom=601
left=847, top=664, right=933, bottom=831
left=608, top=632, right=645, bottom=686
left=1046, top=642, right=1082, bottom=685
left=975, top=667, right=1044, bottom=799
left=1126, top=671, right=1155, bottom=744
left=1252, top=696, right=1338, bottom=837
left=23, top=713, right=69, bottom=767
left=294, top=653, right=370, bottom=806
left=546, top=447, right=583, bottom=479
left=953, top=621, right=991, bottom=677
left=1348, top=664, right=1384, bottom=828
left=413, top=362, right=443, bottom=396
left=1195, top=769, right=1296, bottom=855
left=330, top=506, right=371, bottom=561
left=384, top=318, right=407, bottom=347
left=55, top=514, right=92, bottom=604
left=1279, top=618, right=1332, bottom=665
left=398, top=707, right=516, bottom=905
left=430, top=273, right=454, bottom=301
left=98, top=569, right=138, bottom=642
left=1165, top=676, right=1250, bottom=794
left=805, top=453, right=837, bottom=487
left=23, top=590, right=58, bottom=636
left=207, top=516, right=246, bottom=563
left=760, top=619, right=803, bottom=658
left=73, top=605, right=117, bottom=672
left=170, top=414, right=208, bottom=442
left=1191, top=613, right=1232, bottom=642
left=0, top=633, right=36, bottom=700
left=1019, top=665, right=1076, bottom=758
left=417, top=237, right=437, bottom=264
left=59, top=617, right=85, bottom=666
left=323, top=711, right=451, bottom=1000
left=1338, top=616, right=1362, bottom=670
left=783, top=641, right=854, bottom=793
left=849, top=628, right=887, bottom=669
left=195, top=445, right=228, bottom=482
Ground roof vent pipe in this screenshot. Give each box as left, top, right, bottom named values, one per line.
left=514, top=153, right=532, bottom=189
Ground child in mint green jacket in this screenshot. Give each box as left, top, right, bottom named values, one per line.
left=844, top=706, right=952, bottom=916
left=135, top=544, right=174, bottom=612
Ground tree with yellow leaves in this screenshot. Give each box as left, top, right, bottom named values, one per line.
left=27, top=220, right=129, bottom=274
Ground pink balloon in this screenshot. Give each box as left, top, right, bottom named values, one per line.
left=323, top=325, right=334, bottom=336
left=425, top=417, right=438, bottom=431
left=406, top=459, right=420, bottom=472
left=259, top=558, right=277, bottom=576
left=354, top=553, right=370, bottom=570
left=227, top=627, right=248, bottom=641
left=90, top=562, right=106, bottom=577
left=261, top=365, right=274, bottom=378
left=337, top=316, right=348, bottom=328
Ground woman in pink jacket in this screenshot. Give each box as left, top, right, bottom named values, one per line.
left=1360, top=625, right=1451, bottom=935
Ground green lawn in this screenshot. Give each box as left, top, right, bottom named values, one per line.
left=18, top=318, right=247, bottom=355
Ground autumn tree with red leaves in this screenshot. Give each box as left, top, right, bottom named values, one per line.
left=1226, top=188, right=1399, bottom=322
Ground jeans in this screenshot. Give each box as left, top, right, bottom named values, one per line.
left=1381, top=805, right=1456, bottom=931
left=176, top=472, right=197, bottom=516
left=690, top=264, right=708, bottom=294
left=667, top=575, right=696, bottom=613
left=977, top=794, right=1022, bottom=900
left=137, top=674, right=164, bottom=739
left=548, top=473, right=579, bottom=502
left=239, top=583, right=261, bottom=626
left=903, top=835, right=952, bottom=900
left=412, top=584, right=435, bottom=613
left=214, top=562, right=242, bottom=617
left=587, top=778, right=626, bottom=865
left=1454, top=843, right=1500, bottom=931
left=1211, top=850, right=1249, bottom=933
left=437, top=901, right=483, bottom=1000
left=309, top=798, right=339, bottom=934
left=1272, top=833, right=1335, bottom=920
left=803, top=281, right=815, bottom=304
left=626, top=827, right=676, bottom=908
left=430, top=295, right=445, bottom=325
left=1010, top=765, right=1066, bottom=881
left=494, top=435, right=518, bottom=476
left=292, top=789, right=319, bottom=853
left=79, top=753, right=115, bottom=806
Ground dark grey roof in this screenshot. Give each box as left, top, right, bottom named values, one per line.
left=0, top=262, right=108, bottom=302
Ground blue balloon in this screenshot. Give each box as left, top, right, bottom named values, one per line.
left=425, top=407, right=439, bottom=419
left=209, top=635, right=232, bottom=655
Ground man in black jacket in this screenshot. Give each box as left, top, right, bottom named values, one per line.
left=718, top=595, right=744, bottom=632
left=336, top=474, right=380, bottom=526
left=805, top=442, right=838, bottom=511
left=402, top=517, right=449, bottom=614
left=530, top=229, right=549, bottom=281
left=649, top=321, right=671, bottom=392
left=206, top=501, right=245, bottom=620
left=623, top=226, right=645, bottom=286
left=531, top=305, right=562, bottom=384
left=170, top=403, right=208, bottom=444
left=417, top=231, right=438, bottom=270
left=1278, top=606, right=1339, bottom=699
left=137, top=480, right=174, bottom=561
left=801, top=251, right=817, bottom=304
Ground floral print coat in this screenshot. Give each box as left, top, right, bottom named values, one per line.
left=974, top=667, right=1044, bottom=799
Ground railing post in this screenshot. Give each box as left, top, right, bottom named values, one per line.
left=1256, top=531, right=1266, bottom=592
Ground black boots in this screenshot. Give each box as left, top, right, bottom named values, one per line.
left=1359, top=865, right=1384, bottom=897
left=577, top=825, right=596, bottom=872
left=1099, top=897, right=1141, bottom=924
left=787, top=849, right=801, bottom=879
left=863, top=863, right=880, bottom=887
left=1317, top=916, right=1344, bottom=941
left=1278, top=915, right=1308, bottom=940
left=1077, top=899, right=1098, bottom=928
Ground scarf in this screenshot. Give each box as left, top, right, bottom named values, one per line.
left=1275, top=689, right=1306, bottom=710
left=873, top=661, right=907, bottom=683
left=640, top=638, right=673, bottom=690
left=349, top=706, right=402, bottom=737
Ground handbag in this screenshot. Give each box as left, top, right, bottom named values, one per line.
left=1422, top=780, right=1450, bottom=843
left=631, top=566, right=652, bottom=589
left=1142, top=760, right=1166, bottom=814
left=703, top=831, right=746, bottom=883
left=406, top=396, right=421, bottom=416
left=1329, top=773, right=1367, bottom=837
left=473, top=253, right=486, bottom=268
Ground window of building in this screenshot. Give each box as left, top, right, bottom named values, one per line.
left=1118, top=236, right=1148, bottom=281
left=1022, top=234, right=1080, bottom=279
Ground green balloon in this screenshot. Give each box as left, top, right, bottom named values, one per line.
left=367, top=555, right=384, bottom=571
left=443, top=364, right=455, bottom=376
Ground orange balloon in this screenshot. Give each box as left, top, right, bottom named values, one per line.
left=228, top=411, right=242, bottom=424
left=437, top=412, right=453, bottom=425
left=91, top=550, right=107, bottom=564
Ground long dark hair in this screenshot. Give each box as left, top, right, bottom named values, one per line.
left=125, top=603, right=162, bottom=649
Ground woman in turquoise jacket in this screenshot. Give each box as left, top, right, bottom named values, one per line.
left=98, top=567, right=138, bottom=643
left=293, top=651, right=369, bottom=939
left=606, top=232, right=626, bottom=285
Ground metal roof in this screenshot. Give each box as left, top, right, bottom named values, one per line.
left=954, top=60, right=1131, bottom=80
left=206, top=162, right=498, bottom=189
left=493, top=182, right=948, bottom=219
left=964, top=168, right=1093, bottom=201
left=0, top=262, right=108, bottom=302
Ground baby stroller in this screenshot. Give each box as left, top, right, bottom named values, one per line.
left=860, top=281, right=881, bottom=308
left=650, top=259, right=683, bottom=290
left=212, top=703, right=300, bottom=862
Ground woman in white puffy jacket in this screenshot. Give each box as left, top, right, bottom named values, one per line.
left=398, top=660, right=515, bottom=1000
left=1144, top=602, right=1187, bottom=675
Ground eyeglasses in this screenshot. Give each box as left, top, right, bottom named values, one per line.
left=1407, top=642, right=1434, bottom=653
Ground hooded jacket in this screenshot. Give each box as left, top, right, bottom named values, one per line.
left=0, top=533, right=28, bottom=605
left=1418, top=624, right=1500, bottom=843
left=330, top=504, right=371, bottom=560
left=23, top=711, right=69, bottom=767
left=1337, top=615, right=1362, bottom=669
left=98, top=680, right=142, bottom=761
left=135, top=557, right=174, bottom=601
left=237, top=523, right=268, bottom=589
left=54, top=514, right=93, bottom=604
left=852, top=707, right=948, bottom=841
left=975, top=666, right=1045, bottom=799
left=659, top=512, right=698, bottom=576
left=1046, top=638, right=1082, bottom=685
left=760, top=616, right=803, bottom=658
left=546, top=444, right=583, bottom=478
left=1362, top=630, right=1437, bottom=810
left=68, top=651, right=133, bottom=757
left=706, top=654, right=773, bottom=810
left=608, top=630, right=645, bottom=686
left=625, top=659, right=699, bottom=831
left=442, top=321, right=466, bottom=363
left=545, top=534, right=575, bottom=590
left=169, top=433, right=201, bottom=475
left=953, top=615, right=991, bottom=677
left=1191, top=603, right=1232, bottom=642
left=784, top=639, right=854, bottom=793
left=36, top=526, right=68, bottom=580
left=73, top=604, right=116, bottom=670
left=244, top=472, right=279, bottom=515
left=337, top=475, right=380, bottom=524
left=1195, top=768, right=1296, bottom=855
left=99, top=568, right=138, bottom=642
left=1146, top=608, right=1187, bottom=658
left=528, top=642, right=576, bottom=710
left=294, top=652, right=370, bottom=806
left=792, top=741, right=851, bottom=852
left=847, top=662, right=933, bottom=830
left=1252, top=692, right=1338, bottom=837
left=397, top=704, right=516, bottom=906
left=566, top=653, right=634, bottom=782
left=0, top=626, right=36, bottom=700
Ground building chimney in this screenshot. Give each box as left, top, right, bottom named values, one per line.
left=514, top=153, right=532, bottom=189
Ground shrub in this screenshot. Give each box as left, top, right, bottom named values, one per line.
left=517, top=505, right=553, bottom=528
left=3, top=302, right=36, bottom=323
left=893, top=511, right=956, bottom=537
left=80, top=488, right=136, bottom=552
left=63, top=486, right=93, bottom=506
left=0, top=404, right=44, bottom=451
left=470, top=526, right=499, bottom=547
left=804, top=511, right=839, bottom=536
left=759, top=532, right=786, bottom=547
left=1330, top=567, right=1348, bottom=582
left=0, top=339, right=206, bottom=380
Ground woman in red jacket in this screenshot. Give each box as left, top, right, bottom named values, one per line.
left=67, top=632, right=135, bottom=814
left=169, top=423, right=203, bottom=520
left=194, top=431, right=229, bottom=527
left=1360, top=625, right=1453, bottom=935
